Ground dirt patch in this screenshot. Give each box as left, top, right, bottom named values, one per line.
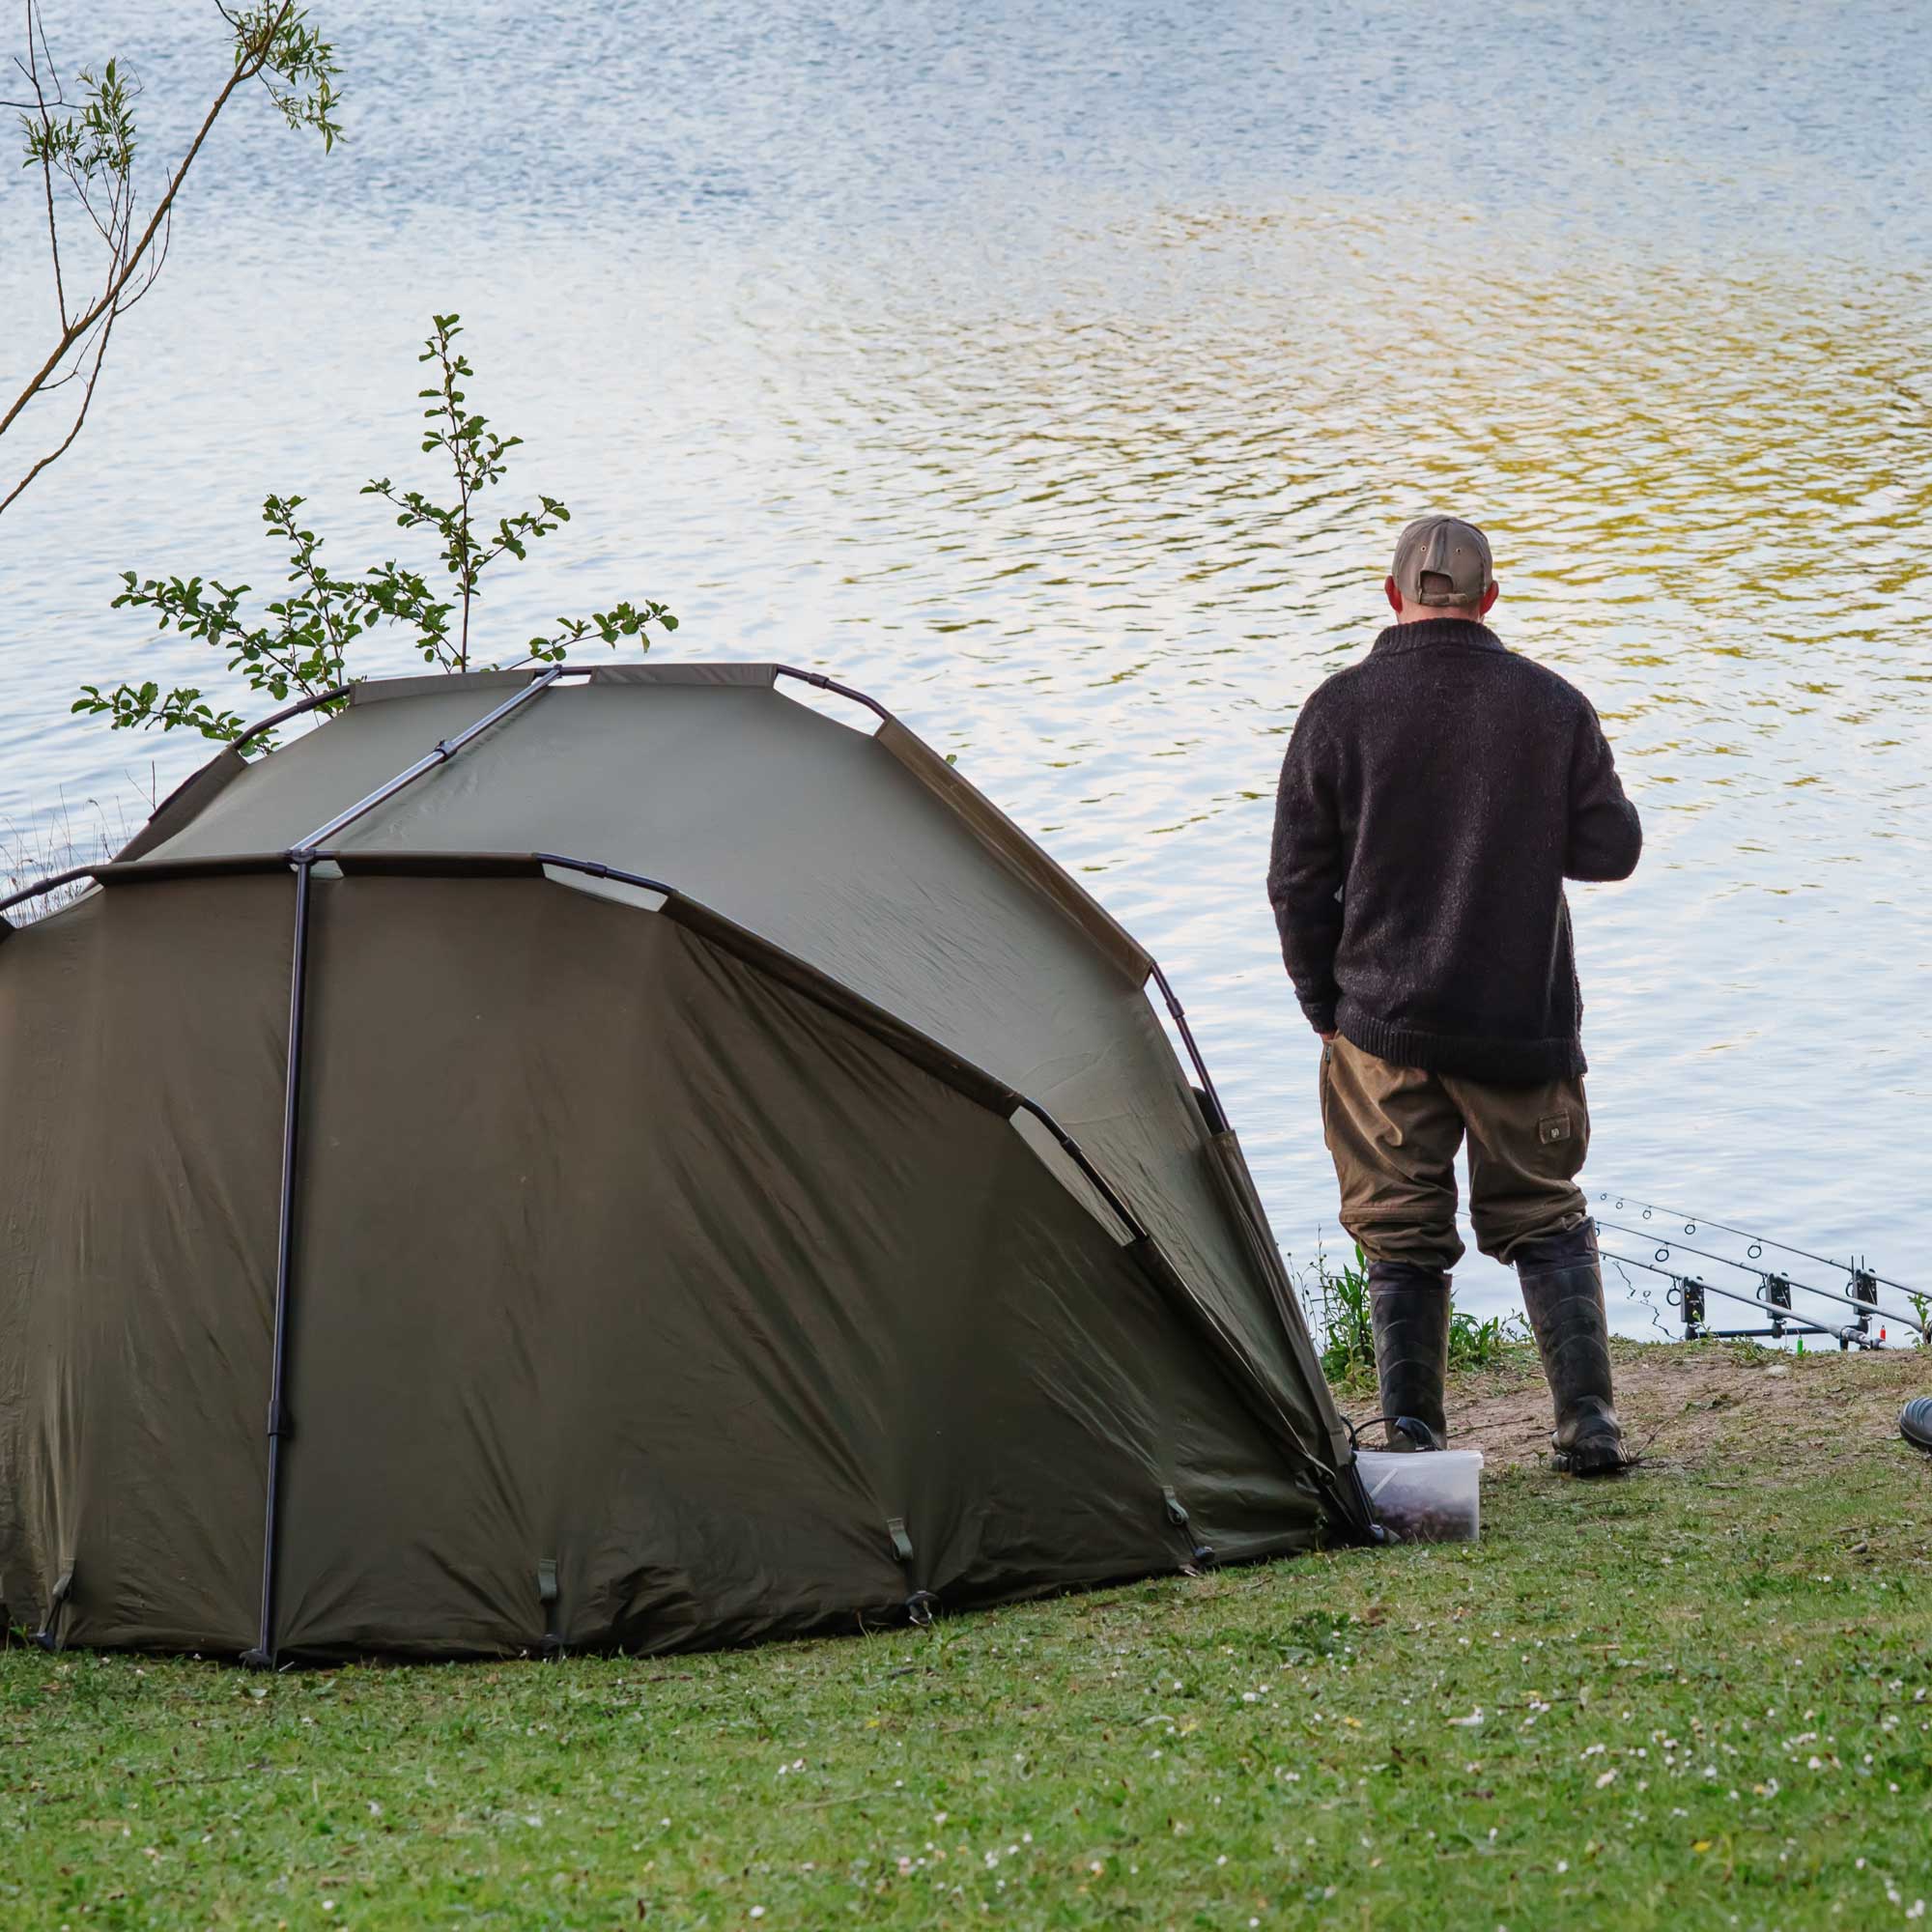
left=1432, top=1339, right=1930, bottom=1474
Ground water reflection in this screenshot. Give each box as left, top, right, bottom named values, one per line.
left=2, top=2, right=1927, bottom=1327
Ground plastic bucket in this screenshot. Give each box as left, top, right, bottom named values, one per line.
left=1356, top=1448, right=1485, bottom=1544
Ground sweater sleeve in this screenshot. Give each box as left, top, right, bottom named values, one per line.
left=1565, top=699, right=1642, bottom=883
left=1267, top=704, right=1347, bottom=1035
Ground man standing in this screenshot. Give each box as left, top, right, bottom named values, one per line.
left=1268, top=516, right=1642, bottom=1474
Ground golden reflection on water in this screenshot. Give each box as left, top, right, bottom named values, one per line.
left=719, top=206, right=1932, bottom=1314
left=3, top=139, right=1928, bottom=1326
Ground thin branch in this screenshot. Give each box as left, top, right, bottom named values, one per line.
left=23, top=3, right=68, bottom=327
left=87, top=135, right=130, bottom=249
left=0, top=298, right=118, bottom=513
left=291, top=547, right=351, bottom=662
left=0, top=0, right=297, bottom=450
left=1, top=1, right=66, bottom=108
left=32, top=0, right=58, bottom=94
left=69, top=167, right=122, bottom=249
left=116, top=210, right=174, bottom=316
left=434, top=341, right=475, bottom=671
left=248, top=629, right=313, bottom=691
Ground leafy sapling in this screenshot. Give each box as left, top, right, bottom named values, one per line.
left=76, top=315, right=677, bottom=753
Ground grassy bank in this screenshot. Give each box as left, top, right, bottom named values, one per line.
left=6, top=1341, right=1929, bottom=1931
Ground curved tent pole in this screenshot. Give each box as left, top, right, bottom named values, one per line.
left=230, top=683, right=354, bottom=756
left=0, top=864, right=100, bottom=921
left=771, top=663, right=894, bottom=725
left=1145, top=962, right=1228, bottom=1135
left=1009, top=1097, right=1150, bottom=1241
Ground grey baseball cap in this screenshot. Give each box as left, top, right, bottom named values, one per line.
left=1392, top=515, right=1494, bottom=606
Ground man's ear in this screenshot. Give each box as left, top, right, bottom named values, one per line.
left=1479, top=581, right=1499, bottom=617
left=1384, top=575, right=1403, bottom=617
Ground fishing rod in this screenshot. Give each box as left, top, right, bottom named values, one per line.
left=1598, top=1192, right=1927, bottom=1306
left=1596, top=1245, right=1883, bottom=1350
left=1594, top=1217, right=1924, bottom=1340
left=1283, top=1205, right=1916, bottom=1351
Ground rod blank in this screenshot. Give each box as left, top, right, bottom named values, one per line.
left=1597, top=1218, right=1922, bottom=1338
left=1601, top=1191, right=1926, bottom=1305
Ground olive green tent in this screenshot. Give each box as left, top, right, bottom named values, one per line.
left=0, top=664, right=1373, bottom=1662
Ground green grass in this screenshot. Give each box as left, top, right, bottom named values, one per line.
left=6, top=1347, right=1931, bottom=1930
left=1309, top=1244, right=1527, bottom=1390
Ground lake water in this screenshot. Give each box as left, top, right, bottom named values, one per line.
left=3, top=1, right=1929, bottom=1340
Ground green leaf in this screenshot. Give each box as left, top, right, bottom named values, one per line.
left=86, top=310, right=676, bottom=745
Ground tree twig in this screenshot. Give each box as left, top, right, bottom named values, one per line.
left=0, top=0, right=298, bottom=455
left=24, top=3, right=69, bottom=330
left=431, top=331, right=476, bottom=671
left=0, top=298, right=118, bottom=514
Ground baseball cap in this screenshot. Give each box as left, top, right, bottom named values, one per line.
left=1392, top=515, right=1494, bottom=606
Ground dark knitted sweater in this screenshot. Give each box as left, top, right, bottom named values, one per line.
left=1267, top=619, right=1641, bottom=1085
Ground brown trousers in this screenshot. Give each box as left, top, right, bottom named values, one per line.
left=1319, top=1035, right=1589, bottom=1270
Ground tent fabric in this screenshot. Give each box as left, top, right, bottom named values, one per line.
left=1, top=666, right=1370, bottom=1660
left=0, top=877, right=289, bottom=1649
left=274, top=876, right=1322, bottom=1656
left=137, top=672, right=1343, bottom=1461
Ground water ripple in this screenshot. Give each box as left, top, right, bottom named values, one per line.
left=3, top=0, right=1928, bottom=1323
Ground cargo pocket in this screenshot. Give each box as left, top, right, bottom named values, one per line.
left=1533, top=1106, right=1588, bottom=1184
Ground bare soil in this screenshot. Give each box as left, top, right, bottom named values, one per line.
left=1442, top=1336, right=1930, bottom=1472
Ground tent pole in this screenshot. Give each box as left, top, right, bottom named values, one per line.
left=229, top=683, right=354, bottom=756
left=242, top=856, right=314, bottom=1669
left=0, top=864, right=101, bottom=922
left=293, top=665, right=565, bottom=855
left=239, top=666, right=565, bottom=1663
left=772, top=664, right=894, bottom=724
left=1146, top=962, right=1228, bottom=1134
left=1009, top=1098, right=1149, bottom=1239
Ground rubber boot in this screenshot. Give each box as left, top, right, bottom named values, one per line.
left=1516, top=1219, right=1630, bottom=1475
left=1367, top=1262, right=1451, bottom=1451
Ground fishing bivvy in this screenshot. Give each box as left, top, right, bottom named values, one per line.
left=0, top=664, right=1375, bottom=1662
